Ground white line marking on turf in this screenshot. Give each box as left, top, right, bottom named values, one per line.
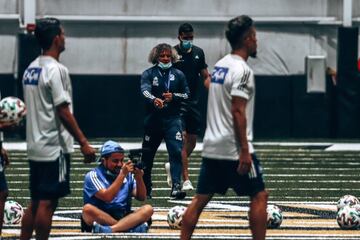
left=326, top=144, right=360, bottom=151
left=4, top=141, right=360, bottom=151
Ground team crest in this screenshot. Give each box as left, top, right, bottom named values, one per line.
left=175, top=131, right=182, bottom=141
left=152, top=77, right=159, bottom=86
left=145, top=135, right=150, bottom=141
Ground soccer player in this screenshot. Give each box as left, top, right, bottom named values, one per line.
left=21, top=18, right=96, bottom=240
left=82, top=140, right=153, bottom=233
left=140, top=43, right=189, bottom=199
left=181, top=15, right=268, bottom=240
left=172, top=23, right=211, bottom=191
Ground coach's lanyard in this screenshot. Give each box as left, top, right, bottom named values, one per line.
left=158, top=69, right=171, bottom=92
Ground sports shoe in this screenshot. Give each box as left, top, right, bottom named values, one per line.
left=182, top=180, right=194, bottom=191
left=170, top=183, right=186, bottom=200
left=92, top=221, right=112, bottom=233
left=128, top=222, right=149, bottom=233
left=165, top=162, right=172, bottom=187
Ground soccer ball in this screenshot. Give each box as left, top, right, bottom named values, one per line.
left=267, top=204, right=283, bottom=229
left=167, top=205, right=186, bottom=229
left=336, top=205, right=360, bottom=229
left=0, top=96, right=26, bottom=123
left=337, top=195, right=360, bottom=211
left=3, top=200, right=24, bottom=225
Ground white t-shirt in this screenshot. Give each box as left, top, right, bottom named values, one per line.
left=23, top=56, right=74, bottom=161
left=202, top=54, right=255, bottom=160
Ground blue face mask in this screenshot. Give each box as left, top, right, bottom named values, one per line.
left=181, top=40, right=193, bottom=50
left=158, top=62, right=172, bottom=69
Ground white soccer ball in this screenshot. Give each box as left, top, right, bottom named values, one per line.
left=0, top=96, right=26, bottom=123
left=3, top=200, right=24, bottom=225
left=337, top=195, right=360, bottom=211
left=167, top=205, right=186, bottom=229
left=336, top=205, right=360, bottom=229
left=267, top=204, right=283, bottom=229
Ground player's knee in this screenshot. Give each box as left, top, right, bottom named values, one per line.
left=252, top=190, right=269, bottom=203
left=82, top=204, right=95, bottom=216
left=142, top=204, right=154, bottom=218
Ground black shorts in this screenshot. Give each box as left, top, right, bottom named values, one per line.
left=29, top=153, right=71, bottom=200
left=197, top=154, right=265, bottom=197
left=180, top=102, right=201, bottom=135
left=0, top=170, right=8, bottom=192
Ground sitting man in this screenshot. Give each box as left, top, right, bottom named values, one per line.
left=81, top=140, right=153, bottom=233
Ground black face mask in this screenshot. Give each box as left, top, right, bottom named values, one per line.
left=105, top=170, right=118, bottom=180
left=101, top=164, right=120, bottom=180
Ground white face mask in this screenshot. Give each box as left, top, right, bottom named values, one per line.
left=158, top=62, right=172, bottom=69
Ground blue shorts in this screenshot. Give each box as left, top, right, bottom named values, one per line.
left=197, top=154, right=265, bottom=197
left=29, top=153, right=71, bottom=200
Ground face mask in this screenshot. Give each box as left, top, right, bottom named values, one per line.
left=181, top=40, right=193, bottom=50
left=158, top=62, right=172, bottom=69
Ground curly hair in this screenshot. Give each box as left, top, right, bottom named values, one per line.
left=148, top=43, right=178, bottom=65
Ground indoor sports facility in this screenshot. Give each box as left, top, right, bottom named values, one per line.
left=1, top=0, right=360, bottom=239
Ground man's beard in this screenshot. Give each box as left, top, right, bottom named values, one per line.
left=250, top=50, right=257, bottom=58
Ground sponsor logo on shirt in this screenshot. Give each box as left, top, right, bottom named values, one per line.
left=211, top=67, right=229, bottom=84
left=175, top=131, right=182, bottom=141
left=152, top=77, right=159, bottom=86
left=23, top=68, right=42, bottom=86
left=195, top=55, right=200, bottom=59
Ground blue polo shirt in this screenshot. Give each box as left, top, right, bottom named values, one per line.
left=83, top=165, right=136, bottom=214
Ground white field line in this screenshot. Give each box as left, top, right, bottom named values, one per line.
left=6, top=166, right=360, bottom=171
left=4, top=141, right=360, bottom=151
left=7, top=187, right=357, bottom=192
left=5, top=173, right=360, bottom=177
left=10, top=179, right=360, bottom=184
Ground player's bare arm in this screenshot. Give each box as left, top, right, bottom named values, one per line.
left=201, top=68, right=211, bottom=89
left=231, top=96, right=252, bottom=175
left=0, top=148, right=9, bottom=166
left=133, top=168, right=147, bottom=201
left=56, top=102, right=96, bottom=163
left=95, top=161, right=132, bottom=203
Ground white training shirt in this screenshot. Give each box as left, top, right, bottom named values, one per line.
left=202, top=54, right=255, bottom=160
left=23, top=56, right=74, bottom=161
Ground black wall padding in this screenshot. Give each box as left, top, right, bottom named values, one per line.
left=0, top=73, right=341, bottom=139
left=291, top=76, right=334, bottom=138
left=71, top=75, right=145, bottom=138
left=16, top=33, right=41, bottom=139
left=336, top=27, right=360, bottom=138
left=17, top=33, right=41, bottom=100
left=254, top=76, right=292, bottom=139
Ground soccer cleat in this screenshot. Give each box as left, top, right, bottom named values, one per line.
left=92, top=221, right=112, bottom=233
left=128, top=222, right=149, bottom=233
left=182, top=180, right=194, bottom=191
left=170, top=183, right=186, bottom=200
left=165, top=162, right=172, bottom=187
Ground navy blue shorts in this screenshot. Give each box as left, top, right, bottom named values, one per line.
left=197, top=154, right=265, bottom=197
left=0, top=170, right=8, bottom=192
left=180, top=102, right=201, bottom=135
left=29, top=153, right=71, bottom=200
